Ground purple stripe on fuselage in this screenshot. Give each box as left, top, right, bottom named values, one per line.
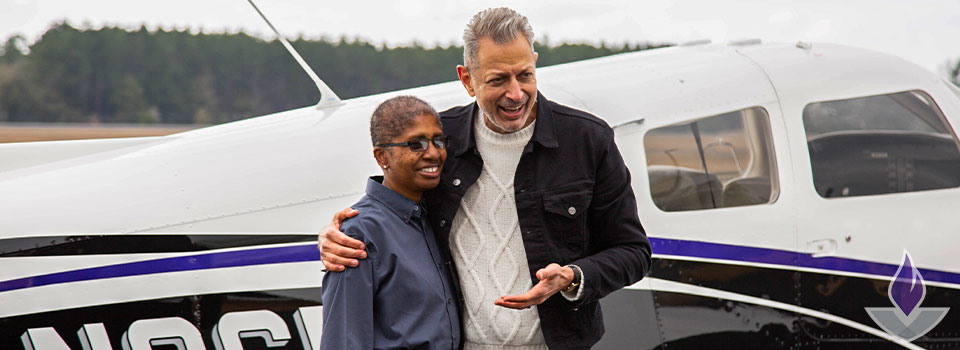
left=649, top=237, right=960, bottom=285
left=649, top=237, right=798, bottom=266
left=0, top=244, right=321, bottom=293
left=2, top=238, right=959, bottom=294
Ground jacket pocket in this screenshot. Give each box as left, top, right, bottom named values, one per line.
left=541, top=189, right=592, bottom=261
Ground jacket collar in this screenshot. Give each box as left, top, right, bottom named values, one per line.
left=450, top=91, right=558, bottom=157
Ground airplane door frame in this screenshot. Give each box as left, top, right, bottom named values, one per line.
left=616, top=98, right=801, bottom=347
left=783, top=84, right=960, bottom=346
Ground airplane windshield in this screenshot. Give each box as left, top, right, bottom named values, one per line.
left=803, top=91, right=948, bottom=138
left=803, top=90, right=960, bottom=198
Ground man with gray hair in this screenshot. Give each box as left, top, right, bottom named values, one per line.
left=321, top=7, right=651, bottom=350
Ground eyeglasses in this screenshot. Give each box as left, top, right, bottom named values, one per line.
left=376, top=136, right=449, bottom=152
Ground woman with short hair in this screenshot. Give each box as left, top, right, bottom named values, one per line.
left=321, top=95, right=460, bottom=350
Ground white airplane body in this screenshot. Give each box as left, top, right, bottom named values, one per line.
left=3, top=41, right=960, bottom=349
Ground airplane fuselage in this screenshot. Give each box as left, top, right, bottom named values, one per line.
left=3, top=42, right=960, bottom=349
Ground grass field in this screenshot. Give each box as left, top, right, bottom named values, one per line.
left=0, top=123, right=203, bottom=143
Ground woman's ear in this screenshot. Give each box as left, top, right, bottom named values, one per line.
left=373, top=147, right=389, bottom=169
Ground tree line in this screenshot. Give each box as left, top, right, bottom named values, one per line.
left=0, top=23, right=670, bottom=125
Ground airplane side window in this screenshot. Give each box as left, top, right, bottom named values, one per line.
left=644, top=107, right=779, bottom=211
left=803, top=90, right=960, bottom=198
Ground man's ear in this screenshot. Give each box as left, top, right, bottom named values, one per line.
left=456, top=65, right=476, bottom=97
left=533, top=51, right=539, bottom=64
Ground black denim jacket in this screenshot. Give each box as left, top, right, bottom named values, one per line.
left=424, top=93, right=652, bottom=350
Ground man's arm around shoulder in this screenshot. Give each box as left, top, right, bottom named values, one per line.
left=318, top=208, right=367, bottom=272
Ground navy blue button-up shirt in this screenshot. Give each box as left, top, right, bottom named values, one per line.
left=321, top=177, right=461, bottom=350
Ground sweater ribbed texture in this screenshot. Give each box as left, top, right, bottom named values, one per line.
left=451, top=112, right=546, bottom=349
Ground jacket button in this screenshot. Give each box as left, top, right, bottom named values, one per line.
left=568, top=207, right=577, bottom=216
left=452, top=178, right=461, bottom=186
left=440, top=219, right=446, bottom=227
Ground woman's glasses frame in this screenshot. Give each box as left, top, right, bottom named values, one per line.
left=375, top=136, right=449, bottom=152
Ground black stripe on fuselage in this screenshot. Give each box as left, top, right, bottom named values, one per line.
left=1, top=287, right=322, bottom=350
left=0, top=234, right=316, bottom=256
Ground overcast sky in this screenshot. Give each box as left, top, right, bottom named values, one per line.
left=2, top=0, right=959, bottom=77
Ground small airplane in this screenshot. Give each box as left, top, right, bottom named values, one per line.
left=3, top=4, right=960, bottom=349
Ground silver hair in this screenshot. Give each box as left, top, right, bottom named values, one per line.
left=370, top=95, right=441, bottom=146
left=462, top=7, right=534, bottom=70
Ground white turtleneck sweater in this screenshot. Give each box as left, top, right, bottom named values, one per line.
left=449, top=112, right=548, bottom=350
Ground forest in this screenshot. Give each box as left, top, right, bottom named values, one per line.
left=0, top=23, right=670, bottom=125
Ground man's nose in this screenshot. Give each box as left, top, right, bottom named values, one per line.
left=505, top=78, right=523, bottom=101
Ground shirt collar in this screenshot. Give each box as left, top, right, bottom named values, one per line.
left=451, top=91, right=558, bottom=157
left=364, top=176, right=425, bottom=223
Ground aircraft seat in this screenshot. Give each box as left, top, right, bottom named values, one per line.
left=648, top=165, right=722, bottom=211
left=721, top=176, right=772, bottom=207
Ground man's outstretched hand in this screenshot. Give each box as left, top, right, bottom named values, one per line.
left=317, top=207, right=366, bottom=271
left=494, top=263, right=574, bottom=309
